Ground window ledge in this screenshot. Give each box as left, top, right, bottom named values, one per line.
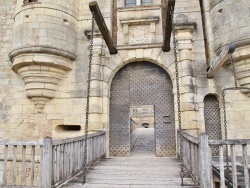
left=120, top=16, right=159, bottom=25
left=118, top=5, right=161, bottom=12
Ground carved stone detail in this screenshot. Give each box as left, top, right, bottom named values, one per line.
left=129, top=25, right=150, bottom=44
left=12, top=53, right=72, bottom=113
left=233, top=45, right=250, bottom=96
left=120, top=17, right=159, bottom=45
left=176, top=14, right=189, bottom=24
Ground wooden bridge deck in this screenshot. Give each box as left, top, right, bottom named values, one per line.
left=62, top=129, right=195, bottom=187
left=62, top=153, right=195, bottom=188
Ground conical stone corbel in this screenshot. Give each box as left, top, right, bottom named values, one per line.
left=11, top=53, right=72, bottom=113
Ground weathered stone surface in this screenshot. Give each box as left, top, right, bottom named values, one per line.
left=0, top=0, right=249, bottom=164
left=210, top=0, right=250, bottom=53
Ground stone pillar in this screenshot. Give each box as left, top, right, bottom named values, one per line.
left=174, top=17, right=199, bottom=134
left=88, top=33, right=105, bottom=132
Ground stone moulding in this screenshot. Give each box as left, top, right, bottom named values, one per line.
left=9, top=46, right=77, bottom=62
left=11, top=53, right=73, bottom=113
left=232, top=45, right=250, bottom=96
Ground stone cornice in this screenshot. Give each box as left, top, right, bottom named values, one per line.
left=174, top=22, right=197, bottom=32
left=120, top=17, right=159, bottom=26
left=9, top=46, right=77, bottom=62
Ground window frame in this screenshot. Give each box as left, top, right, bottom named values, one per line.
left=125, top=0, right=152, bottom=7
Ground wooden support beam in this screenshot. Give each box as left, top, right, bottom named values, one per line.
left=207, top=44, right=235, bottom=78
left=89, top=1, right=117, bottom=54
left=162, top=0, right=175, bottom=52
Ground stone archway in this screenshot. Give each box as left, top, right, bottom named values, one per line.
left=109, top=62, right=175, bottom=157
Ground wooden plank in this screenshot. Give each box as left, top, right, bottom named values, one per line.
left=93, top=137, right=97, bottom=160
left=103, top=134, right=106, bottom=155
left=199, top=134, right=213, bottom=188
left=66, top=155, right=195, bottom=187
left=89, top=1, right=117, bottom=54
left=21, top=146, right=26, bottom=186
left=162, top=0, right=175, bottom=52
left=64, top=143, right=70, bottom=177
left=190, top=143, right=195, bottom=174
left=181, top=132, right=199, bottom=145
left=40, top=146, right=43, bottom=187
left=98, top=135, right=101, bottom=157
left=0, top=141, right=42, bottom=146
left=41, top=137, right=53, bottom=188
left=59, top=144, right=63, bottom=180
left=207, top=44, right=235, bottom=78
left=72, top=142, right=76, bottom=172
left=12, top=145, right=17, bottom=186
left=30, top=146, right=35, bottom=187
left=70, top=142, right=73, bottom=174
left=52, top=146, right=56, bottom=184
left=195, top=145, right=199, bottom=181
left=67, top=143, right=70, bottom=176
left=80, top=141, right=83, bottom=168
left=82, top=184, right=187, bottom=188
left=219, top=145, right=225, bottom=188
left=52, top=131, right=105, bottom=145
left=209, top=139, right=250, bottom=145
left=242, top=144, right=249, bottom=188
left=63, top=144, right=66, bottom=178
left=56, top=145, right=60, bottom=183
left=230, top=145, right=238, bottom=188
left=90, top=138, right=93, bottom=163
left=74, top=142, right=78, bottom=171
left=79, top=141, right=81, bottom=170
left=3, top=145, right=8, bottom=186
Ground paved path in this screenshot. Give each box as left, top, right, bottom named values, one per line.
left=131, top=128, right=155, bottom=154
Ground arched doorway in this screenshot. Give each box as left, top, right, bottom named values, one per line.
left=204, top=95, right=222, bottom=155
left=109, top=62, right=175, bottom=157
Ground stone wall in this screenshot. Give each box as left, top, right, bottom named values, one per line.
left=209, top=0, right=250, bottom=53
left=0, top=0, right=249, bottom=158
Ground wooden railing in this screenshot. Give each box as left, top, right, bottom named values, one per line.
left=181, top=132, right=200, bottom=185
left=181, top=132, right=213, bottom=187
left=181, top=131, right=250, bottom=188
left=51, top=132, right=106, bottom=187
left=0, top=141, right=43, bottom=187
left=0, top=131, right=106, bottom=188
left=209, top=139, right=250, bottom=188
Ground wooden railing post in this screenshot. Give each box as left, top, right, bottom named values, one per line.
left=199, top=134, right=213, bottom=188
left=41, top=137, right=53, bottom=188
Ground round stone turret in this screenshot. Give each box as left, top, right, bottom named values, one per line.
left=210, top=0, right=250, bottom=96
left=9, top=0, right=78, bottom=112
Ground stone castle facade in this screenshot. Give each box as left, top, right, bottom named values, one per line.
left=0, top=0, right=250, bottom=157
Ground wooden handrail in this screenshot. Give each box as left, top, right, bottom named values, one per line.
left=209, top=139, right=250, bottom=145
left=53, top=131, right=105, bottom=145
left=0, top=132, right=106, bottom=188
left=180, top=131, right=250, bottom=188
